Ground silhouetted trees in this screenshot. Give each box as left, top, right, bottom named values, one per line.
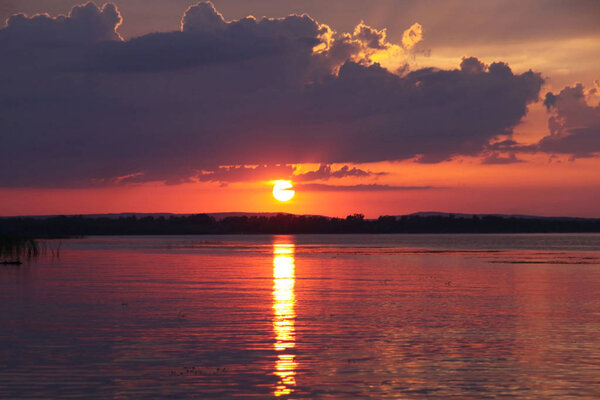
left=1, top=213, right=600, bottom=237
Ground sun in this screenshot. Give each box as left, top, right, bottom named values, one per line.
left=273, top=180, right=295, bottom=202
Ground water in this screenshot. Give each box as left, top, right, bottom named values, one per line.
left=1, top=234, right=600, bottom=399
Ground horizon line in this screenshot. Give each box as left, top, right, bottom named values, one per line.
left=1, top=211, right=599, bottom=221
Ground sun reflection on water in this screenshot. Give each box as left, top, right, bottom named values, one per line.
left=272, top=241, right=297, bottom=396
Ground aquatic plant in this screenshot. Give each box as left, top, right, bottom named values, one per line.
left=0, top=235, right=39, bottom=263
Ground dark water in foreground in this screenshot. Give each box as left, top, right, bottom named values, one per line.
left=1, top=234, right=600, bottom=399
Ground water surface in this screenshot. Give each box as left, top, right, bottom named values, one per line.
left=1, top=234, right=600, bottom=399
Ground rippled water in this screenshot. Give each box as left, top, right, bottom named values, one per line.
left=1, top=234, right=600, bottom=399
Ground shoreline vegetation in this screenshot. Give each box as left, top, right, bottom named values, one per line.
left=1, top=213, right=600, bottom=237
left=0, top=235, right=39, bottom=264
left=0, top=235, right=62, bottom=265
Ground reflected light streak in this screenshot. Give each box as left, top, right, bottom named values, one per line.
left=272, top=241, right=297, bottom=396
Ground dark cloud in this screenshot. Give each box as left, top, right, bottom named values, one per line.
left=0, top=2, right=544, bottom=188
left=181, top=1, right=226, bottom=33
left=460, top=56, right=486, bottom=74
left=536, top=84, right=600, bottom=158
left=297, top=183, right=438, bottom=192
left=298, top=60, right=542, bottom=164
left=1, top=2, right=122, bottom=43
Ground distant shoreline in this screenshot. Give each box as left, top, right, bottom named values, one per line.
left=2, top=213, right=600, bottom=237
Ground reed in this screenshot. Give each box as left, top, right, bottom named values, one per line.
left=0, top=235, right=39, bottom=263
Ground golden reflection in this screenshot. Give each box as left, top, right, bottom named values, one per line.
left=272, top=240, right=297, bottom=396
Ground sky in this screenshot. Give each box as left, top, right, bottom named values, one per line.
left=1, top=0, right=599, bottom=217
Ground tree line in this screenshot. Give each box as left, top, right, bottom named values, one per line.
left=1, top=213, right=600, bottom=237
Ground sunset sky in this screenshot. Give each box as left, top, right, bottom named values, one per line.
left=1, top=0, right=599, bottom=217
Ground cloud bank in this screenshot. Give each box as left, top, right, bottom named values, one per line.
left=0, top=2, right=544, bottom=187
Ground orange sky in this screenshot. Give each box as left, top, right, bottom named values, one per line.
left=3, top=153, right=600, bottom=217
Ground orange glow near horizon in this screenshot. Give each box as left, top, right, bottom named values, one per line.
left=272, top=240, right=297, bottom=396
left=2, top=155, right=600, bottom=218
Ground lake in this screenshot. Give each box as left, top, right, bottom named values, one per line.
left=1, top=234, right=600, bottom=399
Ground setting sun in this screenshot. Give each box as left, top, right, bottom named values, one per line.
left=273, top=180, right=295, bottom=202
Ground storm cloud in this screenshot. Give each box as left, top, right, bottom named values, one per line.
left=0, top=1, right=544, bottom=187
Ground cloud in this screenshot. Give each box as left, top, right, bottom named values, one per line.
left=181, top=1, right=226, bottom=33
left=481, top=152, right=524, bottom=164
left=0, top=1, right=544, bottom=188
left=401, top=22, right=422, bottom=50
left=297, top=183, right=438, bottom=192
left=536, top=83, right=600, bottom=157
left=192, top=164, right=381, bottom=183
left=486, top=139, right=519, bottom=150
left=460, top=56, right=486, bottom=74
left=321, top=20, right=422, bottom=73
left=353, top=21, right=387, bottom=49
left=2, top=0, right=599, bottom=46
left=2, top=2, right=122, bottom=43
left=294, top=165, right=384, bottom=181
left=195, top=165, right=294, bottom=183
